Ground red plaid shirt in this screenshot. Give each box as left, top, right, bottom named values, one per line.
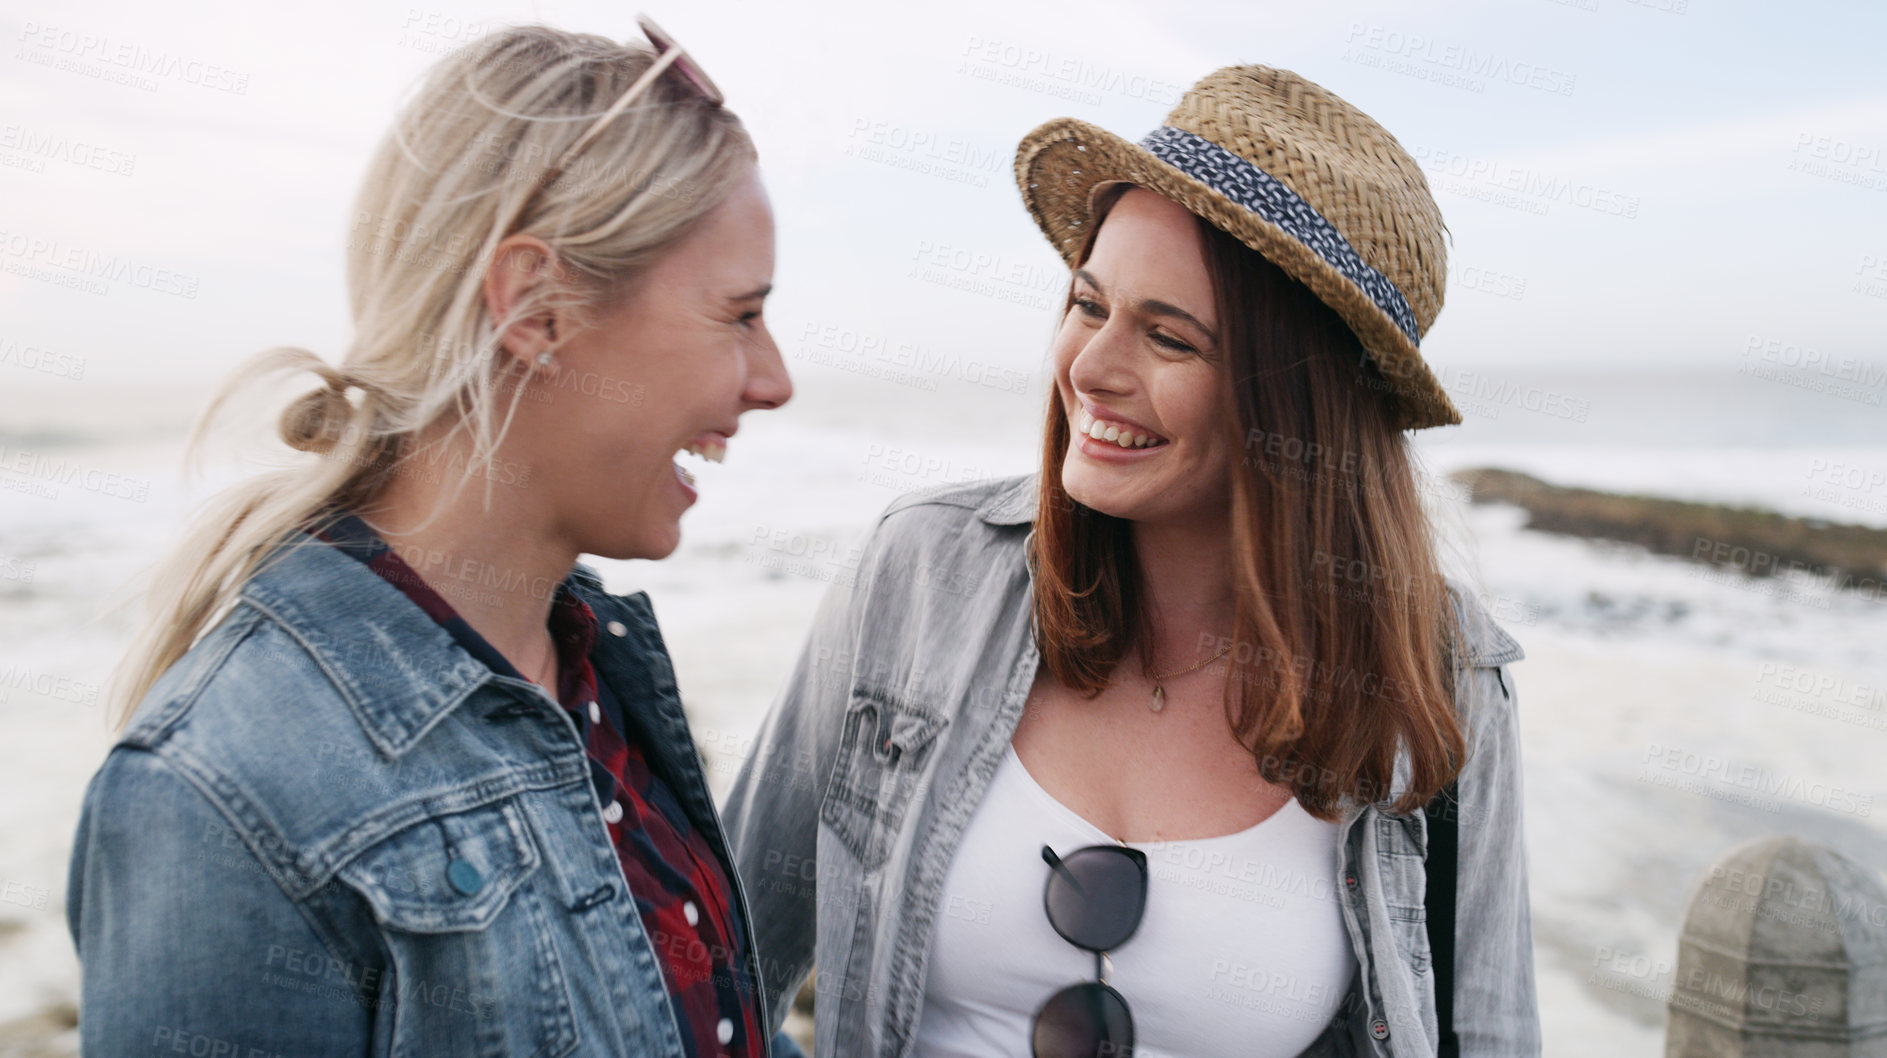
left=312, top=513, right=759, bottom=1058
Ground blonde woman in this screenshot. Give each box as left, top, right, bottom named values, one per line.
left=66, top=20, right=794, bottom=1057
left=725, top=67, right=1539, bottom=1057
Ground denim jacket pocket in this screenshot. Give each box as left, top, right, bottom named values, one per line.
left=341, top=798, right=540, bottom=931
left=820, top=688, right=949, bottom=871
left=337, top=796, right=579, bottom=1057
left=1376, top=810, right=1432, bottom=976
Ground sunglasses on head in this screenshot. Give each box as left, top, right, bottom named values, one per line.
left=635, top=14, right=722, bottom=102
left=1033, top=842, right=1148, bottom=1058
left=508, top=14, right=723, bottom=226
left=568, top=12, right=724, bottom=159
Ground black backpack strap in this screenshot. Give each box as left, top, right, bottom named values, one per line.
left=1423, top=780, right=1461, bottom=1058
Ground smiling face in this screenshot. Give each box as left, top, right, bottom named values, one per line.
left=505, top=162, right=789, bottom=561
left=1052, top=186, right=1232, bottom=525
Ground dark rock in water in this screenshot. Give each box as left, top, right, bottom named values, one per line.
left=1451, top=468, right=1887, bottom=599
left=1666, top=836, right=1887, bottom=1056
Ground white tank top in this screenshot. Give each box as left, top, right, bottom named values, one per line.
left=910, top=744, right=1357, bottom=1058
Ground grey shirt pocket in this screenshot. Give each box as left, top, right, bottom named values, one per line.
left=819, top=687, right=950, bottom=871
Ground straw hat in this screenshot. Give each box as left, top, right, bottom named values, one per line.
left=1014, top=65, right=1462, bottom=430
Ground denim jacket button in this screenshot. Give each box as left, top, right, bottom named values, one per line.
left=446, top=859, right=485, bottom=896
left=1370, top=1018, right=1389, bottom=1040
left=606, top=620, right=628, bottom=637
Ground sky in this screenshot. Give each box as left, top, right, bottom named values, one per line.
left=2, top=0, right=1885, bottom=401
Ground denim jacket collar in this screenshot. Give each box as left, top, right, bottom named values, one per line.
left=974, top=473, right=1036, bottom=526
left=237, top=532, right=605, bottom=760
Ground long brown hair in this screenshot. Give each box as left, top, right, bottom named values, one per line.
left=1029, top=184, right=1465, bottom=821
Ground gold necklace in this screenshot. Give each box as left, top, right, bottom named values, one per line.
left=1144, top=642, right=1232, bottom=713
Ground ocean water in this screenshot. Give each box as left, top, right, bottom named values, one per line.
left=0, top=366, right=1882, bottom=1054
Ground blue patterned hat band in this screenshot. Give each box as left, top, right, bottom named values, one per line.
left=1137, top=126, right=1421, bottom=347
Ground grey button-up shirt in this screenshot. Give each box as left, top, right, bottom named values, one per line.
left=724, top=473, right=1541, bottom=1057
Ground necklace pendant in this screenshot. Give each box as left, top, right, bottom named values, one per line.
left=1150, top=683, right=1166, bottom=713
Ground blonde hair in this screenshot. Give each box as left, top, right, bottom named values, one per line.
left=108, top=25, right=755, bottom=726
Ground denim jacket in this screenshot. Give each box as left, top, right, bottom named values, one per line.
left=723, top=473, right=1541, bottom=1058
left=66, top=531, right=770, bottom=1057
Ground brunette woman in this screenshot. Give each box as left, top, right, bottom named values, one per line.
left=724, top=65, right=1539, bottom=1058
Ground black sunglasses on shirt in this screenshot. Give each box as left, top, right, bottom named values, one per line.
left=1032, top=843, right=1148, bottom=1058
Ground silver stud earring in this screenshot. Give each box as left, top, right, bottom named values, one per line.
left=535, top=351, right=553, bottom=368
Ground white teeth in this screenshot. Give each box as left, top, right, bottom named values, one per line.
left=676, top=462, right=696, bottom=486
left=680, top=442, right=727, bottom=465
left=1077, top=408, right=1162, bottom=449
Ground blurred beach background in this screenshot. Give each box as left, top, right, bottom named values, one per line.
left=3, top=0, right=1884, bottom=1054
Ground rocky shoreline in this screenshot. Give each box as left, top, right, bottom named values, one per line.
left=1449, top=467, right=1887, bottom=598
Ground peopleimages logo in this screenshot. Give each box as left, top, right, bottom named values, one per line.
left=1342, top=24, right=1577, bottom=96
left=15, top=21, right=251, bottom=95
left=0, top=230, right=200, bottom=299
left=1788, top=132, right=1887, bottom=193
left=1407, top=147, right=1639, bottom=218
left=1640, top=743, right=1874, bottom=818
left=795, top=321, right=1030, bottom=396
left=958, top=36, right=1184, bottom=107
left=0, top=124, right=137, bottom=177
left=1740, top=335, right=1886, bottom=408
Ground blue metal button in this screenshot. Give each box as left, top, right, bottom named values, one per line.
left=446, top=859, right=484, bottom=896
